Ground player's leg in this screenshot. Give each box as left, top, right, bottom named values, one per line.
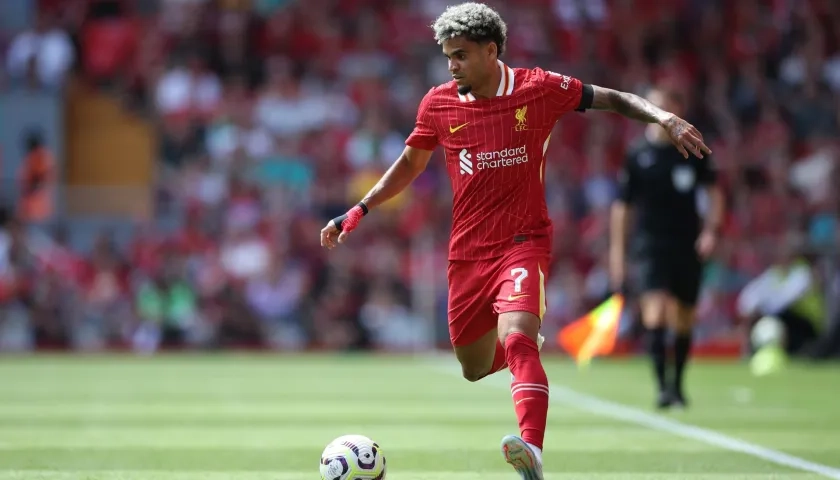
left=448, top=260, right=507, bottom=381
left=668, top=252, right=704, bottom=408
left=498, top=310, right=546, bottom=480
left=453, top=328, right=504, bottom=381
left=637, top=254, right=673, bottom=408
left=671, top=301, right=695, bottom=407
left=494, top=251, right=549, bottom=479
left=453, top=318, right=546, bottom=382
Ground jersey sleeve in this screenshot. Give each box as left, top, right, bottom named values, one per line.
left=539, top=68, right=590, bottom=117
left=405, top=88, right=439, bottom=151
left=697, top=157, right=718, bottom=186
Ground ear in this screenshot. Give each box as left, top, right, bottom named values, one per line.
left=486, top=41, right=498, bottom=60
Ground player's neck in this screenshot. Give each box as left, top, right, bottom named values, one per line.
left=470, top=62, right=504, bottom=99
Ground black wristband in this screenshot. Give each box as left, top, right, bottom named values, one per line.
left=332, top=213, right=348, bottom=232
left=576, top=84, right=594, bottom=112
left=357, top=201, right=369, bottom=216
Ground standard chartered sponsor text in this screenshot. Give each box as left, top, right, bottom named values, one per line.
left=475, top=146, right=528, bottom=170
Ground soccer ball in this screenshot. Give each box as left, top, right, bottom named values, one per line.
left=751, top=315, right=785, bottom=348
left=320, top=434, right=386, bottom=480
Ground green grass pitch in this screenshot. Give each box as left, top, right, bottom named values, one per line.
left=0, top=353, right=839, bottom=479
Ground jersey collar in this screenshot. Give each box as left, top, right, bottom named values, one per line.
left=458, top=60, right=516, bottom=102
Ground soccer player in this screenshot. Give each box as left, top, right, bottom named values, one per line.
left=609, top=86, right=724, bottom=410
left=320, top=3, right=710, bottom=478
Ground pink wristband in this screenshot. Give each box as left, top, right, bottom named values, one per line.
left=341, top=205, right=365, bottom=233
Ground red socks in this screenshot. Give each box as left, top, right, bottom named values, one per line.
left=471, top=332, right=549, bottom=449
left=506, top=332, right=549, bottom=450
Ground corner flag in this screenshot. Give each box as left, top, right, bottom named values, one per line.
left=557, top=294, right=624, bottom=366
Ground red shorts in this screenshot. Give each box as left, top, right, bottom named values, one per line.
left=447, top=247, right=551, bottom=347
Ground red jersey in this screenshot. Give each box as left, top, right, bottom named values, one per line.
left=406, top=61, right=585, bottom=260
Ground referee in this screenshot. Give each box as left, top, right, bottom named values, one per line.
left=609, top=87, right=724, bottom=410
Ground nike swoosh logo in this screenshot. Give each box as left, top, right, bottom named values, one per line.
left=449, top=122, right=469, bottom=134
left=508, top=294, right=529, bottom=301
left=515, top=397, right=535, bottom=405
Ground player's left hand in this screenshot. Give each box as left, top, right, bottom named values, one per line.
left=661, top=114, right=712, bottom=159
left=696, top=229, right=718, bottom=259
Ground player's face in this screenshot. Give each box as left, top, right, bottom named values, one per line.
left=442, top=36, right=496, bottom=93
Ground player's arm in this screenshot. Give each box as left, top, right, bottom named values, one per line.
left=699, top=156, right=724, bottom=234
left=361, top=146, right=433, bottom=210
left=320, top=88, right=439, bottom=249
left=320, top=146, right=433, bottom=249
left=696, top=156, right=724, bottom=258
left=703, top=185, right=725, bottom=234
left=609, top=162, right=636, bottom=292
left=588, top=85, right=711, bottom=159
left=609, top=200, right=632, bottom=292
left=695, top=184, right=725, bottom=258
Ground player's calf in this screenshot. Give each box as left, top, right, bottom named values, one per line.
left=640, top=291, right=671, bottom=407
left=499, top=311, right=548, bottom=453
left=671, top=302, right=697, bottom=407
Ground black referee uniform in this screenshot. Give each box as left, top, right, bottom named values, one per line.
left=616, top=135, right=717, bottom=408
left=618, top=138, right=716, bottom=305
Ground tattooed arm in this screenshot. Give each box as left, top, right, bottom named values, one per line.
left=589, top=85, right=712, bottom=159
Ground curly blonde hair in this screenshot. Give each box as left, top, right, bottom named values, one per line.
left=431, top=2, right=507, bottom=56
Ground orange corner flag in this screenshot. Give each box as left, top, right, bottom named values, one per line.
left=557, top=294, right=625, bottom=367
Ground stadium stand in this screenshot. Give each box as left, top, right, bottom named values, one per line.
left=0, top=0, right=837, bottom=356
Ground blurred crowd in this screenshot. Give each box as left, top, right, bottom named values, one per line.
left=0, top=0, right=838, bottom=354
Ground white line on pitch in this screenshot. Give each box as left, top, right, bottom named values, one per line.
left=431, top=359, right=840, bottom=479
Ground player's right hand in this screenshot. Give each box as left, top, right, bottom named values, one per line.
left=320, top=220, right=342, bottom=249
left=320, top=203, right=368, bottom=249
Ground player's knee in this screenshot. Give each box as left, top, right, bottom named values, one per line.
left=498, top=312, right=540, bottom=347
left=457, top=354, right=492, bottom=382
left=642, top=308, right=667, bottom=329
left=460, top=365, right=487, bottom=382
left=641, top=293, right=669, bottom=328
left=673, top=304, right=696, bottom=334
